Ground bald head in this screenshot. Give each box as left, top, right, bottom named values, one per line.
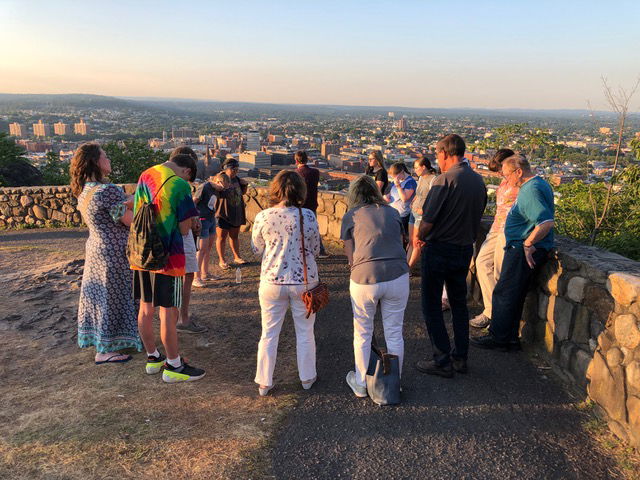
left=502, top=155, right=532, bottom=175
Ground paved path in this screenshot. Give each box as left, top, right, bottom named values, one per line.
left=272, top=253, right=621, bottom=479
left=0, top=229, right=622, bottom=478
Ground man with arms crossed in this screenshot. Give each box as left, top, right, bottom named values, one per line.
left=415, top=134, right=487, bottom=377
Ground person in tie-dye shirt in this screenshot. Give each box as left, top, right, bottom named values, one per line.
left=132, top=154, right=206, bottom=383
left=469, top=149, right=518, bottom=329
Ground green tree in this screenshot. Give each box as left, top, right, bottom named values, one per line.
left=0, top=132, right=43, bottom=187
left=630, top=136, right=640, bottom=161
left=40, top=151, right=70, bottom=186
left=103, top=140, right=168, bottom=184
left=556, top=166, right=640, bottom=261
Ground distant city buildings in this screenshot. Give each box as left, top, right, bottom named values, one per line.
left=239, top=151, right=271, bottom=169
left=54, top=122, right=69, bottom=136
left=321, top=142, right=341, bottom=158
left=33, top=120, right=51, bottom=137
left=395, top=118, right=408, bottom=131
left=9, top=122, right=27, bottom=137
left=599, top=127, right=612, bottom=135
left=245, top=130, right=260, bottom=151
left=74, top=118, right=90, bottom=135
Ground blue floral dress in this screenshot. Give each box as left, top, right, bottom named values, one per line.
left=77, top=182, right=141, bottom=352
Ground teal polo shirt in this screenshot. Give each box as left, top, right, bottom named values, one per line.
left=504, top=176, right=554, bottom=250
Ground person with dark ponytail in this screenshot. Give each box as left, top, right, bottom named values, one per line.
left=70, top=143, right=141, bottom=364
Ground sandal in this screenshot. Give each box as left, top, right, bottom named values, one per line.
left=219, top=263, right=230, bottom=270
left=95, top=354, right=132, bottom=365
left=233, top=258, right=248, bottom=265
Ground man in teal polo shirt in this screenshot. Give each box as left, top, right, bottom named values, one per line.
left=472, top=155, right=554, bottom=350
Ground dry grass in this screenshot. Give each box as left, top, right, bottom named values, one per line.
left=0, top=231, right=306, bottom=479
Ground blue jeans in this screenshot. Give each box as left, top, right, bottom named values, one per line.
left=489, top=245, right=548, bottom=343
left=421, top=241, right=474, bottom=365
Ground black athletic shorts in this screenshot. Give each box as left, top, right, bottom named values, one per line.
left=133, top=271, right=183, bottom=308
left=216, top=217, right=240, bottom=230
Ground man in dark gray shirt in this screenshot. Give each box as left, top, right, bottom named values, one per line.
left=416, top=134, right=487, bottom=377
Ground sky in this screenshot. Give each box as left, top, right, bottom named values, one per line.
left=1, top=0, right=639, bottom=110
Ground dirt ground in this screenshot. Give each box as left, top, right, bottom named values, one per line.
left=0, top=228, right=308, bottom=480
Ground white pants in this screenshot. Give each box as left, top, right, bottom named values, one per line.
left=475, top=231, right=507, bottom=318
left=349, top=273, right=410, bottom=387
left=255, top=282, right=317, bottom=387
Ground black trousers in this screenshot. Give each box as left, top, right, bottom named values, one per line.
left=489, top=245, right=548, bottom=343
left=421, top=241, right=474, bottom=366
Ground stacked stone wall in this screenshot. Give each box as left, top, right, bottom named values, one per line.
left=0, top=184, right=137, bottom=228
left=2, top=184, right=640, bottom=447
left=514, top=237, right=640, bottom=447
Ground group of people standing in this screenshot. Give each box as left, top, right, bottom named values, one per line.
left=71, top=131, right=555, bottom=397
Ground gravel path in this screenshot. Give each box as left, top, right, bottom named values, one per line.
left=272, top=254, right=622, bottom=480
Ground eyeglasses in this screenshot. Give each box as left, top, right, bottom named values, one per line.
left=502, top=168, right=521, bottom=178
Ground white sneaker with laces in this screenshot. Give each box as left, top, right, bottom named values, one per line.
left=192, top=278, right=206, bottom=288
left=346, top=371, right=367, bottom=398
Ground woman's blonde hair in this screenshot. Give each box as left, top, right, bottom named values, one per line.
left=213, top=172, right=230, bottom=185
left=347, top=175, right=386, bottom=208
left=269, top=170, right=307, bottom=207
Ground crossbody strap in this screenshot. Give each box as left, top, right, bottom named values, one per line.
left=298, top=207, right=309, bottom=288
left=150, top=175, right=176, bottom=203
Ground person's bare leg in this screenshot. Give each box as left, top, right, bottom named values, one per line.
left=205, top=235, right=216, bottom=277
left=229, top=227, right=244, bottom=262
left=159, top=306, right=179, bottom=359
left=138, top=301, right=156, bottom=353
left=406, top=223, right=414, bottom=263
left=196, top=239, right=206, bottom=282
left=179, top=273, right=194, bottom=325
left=216, top=227, right=228, bottom=267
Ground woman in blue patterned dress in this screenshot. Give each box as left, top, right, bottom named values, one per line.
left=70, top=143, right=141, bottom=363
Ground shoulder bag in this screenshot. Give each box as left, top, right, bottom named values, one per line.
left=298, top=207, right=329, bottom=318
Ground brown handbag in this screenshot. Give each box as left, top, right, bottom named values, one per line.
left=298, top=207, right=329, bottom=318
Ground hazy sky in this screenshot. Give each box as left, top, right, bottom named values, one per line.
left=1, top=0, right=639, bottom=110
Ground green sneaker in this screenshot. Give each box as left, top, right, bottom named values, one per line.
left=146, top=352, right=166, bottom=375
left=162, top=361, right=205, bottom=383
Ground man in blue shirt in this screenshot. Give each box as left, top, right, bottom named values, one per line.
left=472, top=155, right=554, bottom=350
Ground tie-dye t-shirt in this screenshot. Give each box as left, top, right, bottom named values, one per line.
left=131, top=164, right=199, bottom=277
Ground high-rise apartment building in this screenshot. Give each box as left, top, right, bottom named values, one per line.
left=396, top=118, right=408, bottom=131
left=74, top=118, right=90, bottom=135
left=9, top=123, right=26, bottom=137
left=33, top=120, right=51, bottom=137
left=245, top=130, right=260, bottom=151
left=54, top=122, right=69, bottom=135
left=321, top=142, right=341, bottom=158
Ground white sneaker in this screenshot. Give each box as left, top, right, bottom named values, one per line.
left=470, top=313, right=491, bottom=328
left=346, top=371, right=367, bottom=398
left=192, top=278, right=206, bottom=288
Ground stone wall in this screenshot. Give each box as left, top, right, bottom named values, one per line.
left=243, top=185, right=347, bottom=240
left=0, top=184, right=136, bottom=229
left=2, top=183, right=640, bottom=447
left=514, top=237, right=640, bottom=447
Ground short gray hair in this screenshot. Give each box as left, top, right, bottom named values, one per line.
left=502, top=154, right=531, bottom=173
left=347, top=175, right=386, bottom=208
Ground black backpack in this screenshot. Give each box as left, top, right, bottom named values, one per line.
left=127, top=175, right=176, bottom=270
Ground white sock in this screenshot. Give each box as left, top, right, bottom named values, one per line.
left=167, top=356, right=182, bottom=368
left=147, top=349, right=160, bottom=358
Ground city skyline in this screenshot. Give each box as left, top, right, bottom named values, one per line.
left=1, top=0, right=639, bottom=111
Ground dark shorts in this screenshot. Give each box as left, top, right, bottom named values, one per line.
left=133, top=270, right=183, bottom=308
left=200, top=218, right=217, bottom=238
left=217, top=217, right=239, bottom=230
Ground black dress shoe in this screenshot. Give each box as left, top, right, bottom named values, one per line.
left=452, top=358, right=468, bottom=373
left=415, top=359, right=454, bottom=378
left=470, top=334, right=509, bottom=351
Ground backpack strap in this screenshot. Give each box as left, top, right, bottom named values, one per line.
left=150, top=175, right=177, bottom=204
